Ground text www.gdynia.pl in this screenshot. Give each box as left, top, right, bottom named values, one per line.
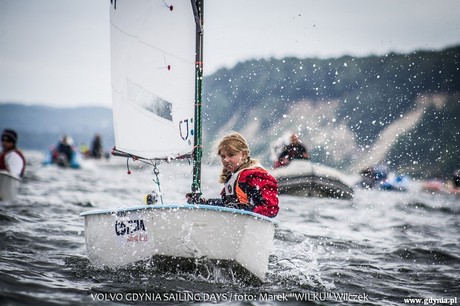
left=403, top=297, right=458, bottom=305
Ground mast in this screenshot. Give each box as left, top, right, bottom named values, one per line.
left=191, top=0, right=204, bottom=202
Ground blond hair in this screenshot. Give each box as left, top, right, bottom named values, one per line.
left=216, top=132, right=259, bottom=183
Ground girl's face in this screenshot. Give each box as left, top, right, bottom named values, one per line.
left=219, top=148, right=247, bottom=173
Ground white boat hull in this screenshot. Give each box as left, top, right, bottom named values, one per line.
left=272, top=160, right=354, bottom=199
left=81, top=204, right=275, bottom=280
left=0, top=171, right=21, bottom=201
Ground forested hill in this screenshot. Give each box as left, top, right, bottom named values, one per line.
left=202, top=46, right=460, bottom=178
left=1, top=46, right=458, bottom=178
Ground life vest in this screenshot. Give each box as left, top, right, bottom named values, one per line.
left=222, top=164, right=279, bottom=218
left=223, top=164, right=264, bottom=205
left=0, top=149, right=26, bottom=177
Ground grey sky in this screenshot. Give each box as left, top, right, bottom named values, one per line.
left=1, top=0, right=459, bottom=107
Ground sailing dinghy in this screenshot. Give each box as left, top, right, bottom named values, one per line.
left=80, top=0, right=275, bottom=281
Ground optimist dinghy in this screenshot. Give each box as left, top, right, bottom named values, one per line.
left=81, top=204, right=274, bottom=280
left=80, top=0, right=275, bottom=281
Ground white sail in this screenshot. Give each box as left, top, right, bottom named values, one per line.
left=110, top=0, right=196, bottom=159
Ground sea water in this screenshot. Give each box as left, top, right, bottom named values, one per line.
left=0, top=151, right=459, bottom=305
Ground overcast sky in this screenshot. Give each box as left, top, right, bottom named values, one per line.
left=1, top=0, right=459, bottom=108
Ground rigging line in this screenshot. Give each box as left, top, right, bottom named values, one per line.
left=192, top=144, right=204, bottom=150
left=162, top=0, right=173, bottom=11
left=151, top=161, right=164, bottom=205
left=114, top=147, right=189, bottom=163
left=125, top=156, right=131, bottom=174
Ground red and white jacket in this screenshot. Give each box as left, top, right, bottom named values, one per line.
left=220, top=165, right=279, bottom=218
left=0, top=149, right=26, bottom=178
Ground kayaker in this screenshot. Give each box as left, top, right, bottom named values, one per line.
left=187, top=132, right=279, bottom=218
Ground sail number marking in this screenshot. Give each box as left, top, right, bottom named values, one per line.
left=179, top=117, right=194, bottom=141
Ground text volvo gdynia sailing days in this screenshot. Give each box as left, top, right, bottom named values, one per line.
left=90, top=292, right=231, bottom=302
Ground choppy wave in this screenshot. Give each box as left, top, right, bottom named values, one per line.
left=1, top=151, right=459, bottom=305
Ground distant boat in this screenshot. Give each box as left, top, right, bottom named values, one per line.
left=357, top=166, right=409, bottom=192
left=0, top=170, right=21, bottom=201
left=271, top=160, right=354, bottom=199
left=378, top=174, right=410, bottom=192
left=42, top=139, right=81, bottom=169
left=80, top=0, right=275, bottom=281
left=421, top=180, right=460, bottom=196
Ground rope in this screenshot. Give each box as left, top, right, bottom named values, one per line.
left=151, top=162, right=164, bottom=205
left=123, top=155, right=165, bottom=205
left=126, top=157, right=131, bottom=174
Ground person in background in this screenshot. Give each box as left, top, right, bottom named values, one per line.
left=0, top=129, right=26, bottom=178
left=187, top=132, right=279, bottom=218
left=53, top=135, right=74, bottom=165
left=358, top=164, right=389, bottom=189
left=452, top=169, right=460, bottom=189
left=274, top=133, right=310, bottom=168
left=79, top=142, right=90, bottom=157
left=90, top=134, right=103, bottom=159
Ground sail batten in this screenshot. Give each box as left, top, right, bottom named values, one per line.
left=110, top=0, right=196, bottom=160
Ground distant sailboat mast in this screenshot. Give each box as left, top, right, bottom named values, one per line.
left=191, top=0, right=204, bottom=202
